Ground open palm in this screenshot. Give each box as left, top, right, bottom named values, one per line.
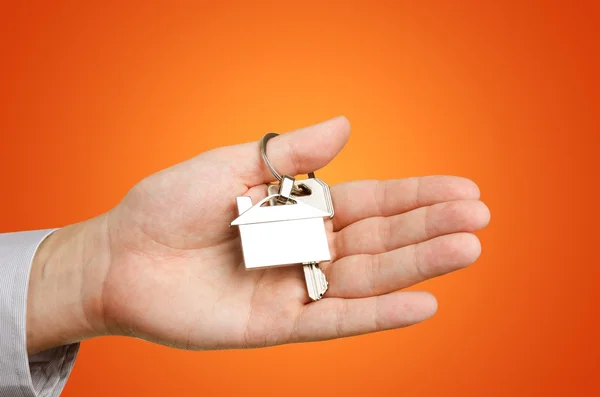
left=98, top=117, right=489, bottom=350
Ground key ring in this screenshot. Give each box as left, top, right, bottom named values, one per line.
left=260, top=132, right=284, bottom=182
left=260, top=132, right=316, bottom=182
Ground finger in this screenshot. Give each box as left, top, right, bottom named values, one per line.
left=333, top=200, right=490, bottom=260
left=291, top=291, right=437, bottom=342
left=324, top=233, right=481, bottom=298
left=229, top=116, right=350, bottom=186
left=331, top=176, right=481, bottom=231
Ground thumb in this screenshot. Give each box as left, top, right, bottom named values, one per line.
left=233, top=116, right=350, bottom=186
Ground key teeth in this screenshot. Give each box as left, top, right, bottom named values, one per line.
left=319, top=273, right=328, bottom=299
left=304, top=263, right=328, bottom=301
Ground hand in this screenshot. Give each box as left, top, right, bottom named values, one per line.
left=26, top=117, right=490, bottom=354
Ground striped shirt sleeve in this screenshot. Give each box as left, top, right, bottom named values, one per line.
left=0, top=230, right=79, bottom=397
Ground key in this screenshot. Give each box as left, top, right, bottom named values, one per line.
left=268, top=175, right=334, bottom=218
left=231, top=132, right=334, bottom=301
left=269, top=174, right=334, bottom=300
left=303, top=262, right=329, bottom=301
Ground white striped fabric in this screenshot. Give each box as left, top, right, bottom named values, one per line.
left=0, top=230, right=79, bottom=397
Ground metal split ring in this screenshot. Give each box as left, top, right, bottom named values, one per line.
left=260, top=132, right=284, bottom=182
left=259, top=132, right=316, bottom=182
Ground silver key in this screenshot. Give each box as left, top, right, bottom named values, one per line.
left=268, top=176, right=334, bottom=217
left=303, top=262, right=329, bottom=301
left=231, top=133, right=334, bottom=301
left=268, top=175, right=334, bottom=300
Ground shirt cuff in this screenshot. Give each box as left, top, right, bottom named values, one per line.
left=0, top=229, right=80, bottom=397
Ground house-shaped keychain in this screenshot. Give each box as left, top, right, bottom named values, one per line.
left=230, top=183, right=331, bottom=270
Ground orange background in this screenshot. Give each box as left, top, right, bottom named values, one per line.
left=1, top=1, right=599, bottom=396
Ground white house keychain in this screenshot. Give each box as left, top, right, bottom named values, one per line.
left=230, top=133, right=335, bottom=300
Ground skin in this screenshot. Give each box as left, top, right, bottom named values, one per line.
left=26, top=116, right=490, bottom=355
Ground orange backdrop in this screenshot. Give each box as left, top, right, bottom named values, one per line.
left=1, top=1, right=598, bottom=396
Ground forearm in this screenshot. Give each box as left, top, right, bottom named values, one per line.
left=26, top=216, right=110, bottom=355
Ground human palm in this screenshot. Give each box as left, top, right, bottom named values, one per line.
left=97, top=117, right=489, bottom=350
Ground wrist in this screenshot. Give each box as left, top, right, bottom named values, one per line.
left=26, top=215, right=111, bottom=355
